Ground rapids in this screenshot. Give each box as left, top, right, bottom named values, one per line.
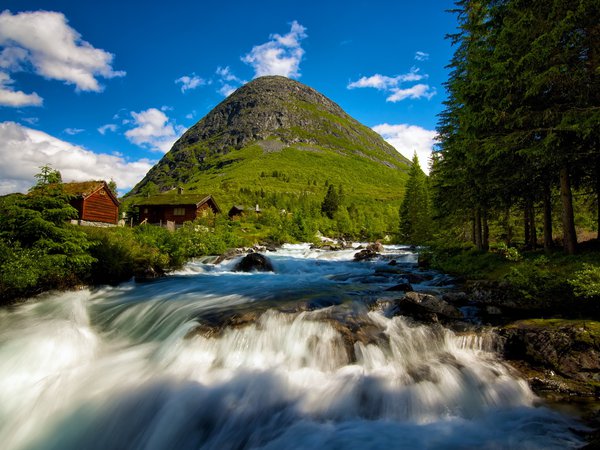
left=0, top=244, right=585, bottom=449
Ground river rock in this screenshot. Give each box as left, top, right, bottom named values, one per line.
left=354, top=248, right=378, bottom=261
left=214, top=248, right=246, bottom=264
left=367, top=242, right=385, bottom=253
left=399, top=291, right=463, bottom=320
left=386, top=281, right=413, bottom=292
left=234, top=253, right=274, bottom=272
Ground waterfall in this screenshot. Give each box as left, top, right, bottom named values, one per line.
left=0, top=244, right=584, bottom=449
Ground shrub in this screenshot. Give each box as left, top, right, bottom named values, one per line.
left=568, top=264, right=600, bottom=299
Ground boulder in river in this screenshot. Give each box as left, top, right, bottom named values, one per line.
left=386, top=281, right=413, bottom=292
left=354, top=248, right=378, bottom=261
left=234, top=253, right=274, bottom=272
left=399, top=291, right=463, bottom=320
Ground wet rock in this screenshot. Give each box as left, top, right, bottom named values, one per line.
left=501, top=320, right=600, bottom=385
left=399, top=291, right=463, bottom=320
left=354, top=249, right=378, bottom=261
left=134, top=266, right=165, bottom=282
left=367, top=242, right=384, bottom=253
left=386, top=281, right=413, bottom=292
left=234, top=253, right=274, bottom=272
left=214, top=248, right=245, bottom=264
left=404, top=272, right=432, bottom=284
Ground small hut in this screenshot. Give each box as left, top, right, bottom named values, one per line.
left=63, top=180, right=120, bottom=226
left=135, top=193, right=220, bottom=225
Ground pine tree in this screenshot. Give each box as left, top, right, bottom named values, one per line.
left=321, top=184, right=339, bottom=219
left=399, top=154, right=432, bottom=244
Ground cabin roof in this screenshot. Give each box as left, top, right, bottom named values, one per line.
left=135, top=194, right=220, bottom=210
left=62, top=181, right=120, bottom=205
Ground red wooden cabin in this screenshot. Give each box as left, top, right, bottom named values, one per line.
left=63, top=181, right=120, bottom=225
left=135, top=193, right=220, bottom=225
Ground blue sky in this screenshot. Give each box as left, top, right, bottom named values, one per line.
left=0, top=0, right=456, bottom=194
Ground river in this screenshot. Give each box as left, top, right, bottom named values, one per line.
left=0, top=244, right=585, bottom=449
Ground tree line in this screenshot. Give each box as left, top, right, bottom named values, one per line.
left=399, top=0, right=599, bottom=253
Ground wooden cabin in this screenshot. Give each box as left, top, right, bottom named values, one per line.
left=63, top=181, right=119, bottom=226
left=135, top=193, right=221, bottom=225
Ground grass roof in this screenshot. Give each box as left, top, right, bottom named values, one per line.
left=134, top=194, right=214, bottom=206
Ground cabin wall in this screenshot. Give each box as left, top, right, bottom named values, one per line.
left=81, top=190, right=118, bottom=224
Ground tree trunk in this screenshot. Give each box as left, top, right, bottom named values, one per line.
left=482, top=208, right=489, bottom=251
left=529, top=202, right=537, bottom=249
left=560, top=166, right=577, bottom=254
left=504, top=206, right=513, bottom=246
left=543, top=182, right=553, bottom=251
left=597, top=162, right=600, bottom=240
left=474, top=208, right=483, bottom=251
left=524, top=203, right=531, bottom=249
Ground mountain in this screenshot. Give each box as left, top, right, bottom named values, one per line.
left=127, top=76, right=410, bottom=208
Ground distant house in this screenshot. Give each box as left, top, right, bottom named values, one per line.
left=228, top=205, right=245, bottom=219
left=63, top=180, right=120, bottom=226
left=135, top=192, right=221, bottom=225
left=228, top=204, right=261, bottom=219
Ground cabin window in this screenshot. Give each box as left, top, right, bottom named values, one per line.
left=173, top=207, right=185, bottom=216
left=99, top=189, right=106, bottom=196
left=143, top=208, right=148, bottom=214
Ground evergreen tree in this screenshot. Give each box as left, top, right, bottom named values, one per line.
left=399, top=154, right=432, bottom=244
left=321, top=184, right=340, bottom=219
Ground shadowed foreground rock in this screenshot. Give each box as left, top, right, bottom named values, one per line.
left=234, top=253, right=274, bottom=272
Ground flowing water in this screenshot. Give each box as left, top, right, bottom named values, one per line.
left=0, top=244, right=585, bottom=449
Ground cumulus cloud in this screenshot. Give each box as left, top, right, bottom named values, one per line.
left=348, top=68, right=425, bottom=90
left=372, top=123, right=437, bottom=174
left=242, top=21, right=307, bottom=78
left=387, top=84, right=436, bottom=102
left=0, top=9, right=124, bottom=98
left=0, top=72, right=42, bottom=106
left=98, top=123, right=117, bottom=135
left=415, top=51, right=429, bottom=61
left=348, top=66, right=435, bottom=102
left=175, top=73, right=206, bottom=93
left=125, top=108, right=185, bottom=153
left=0, top=121, right=154, bottom=195
left=215, top=66, right=245, bottom=97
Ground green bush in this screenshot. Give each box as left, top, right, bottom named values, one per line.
left=568, top=264, right=600, bottom=299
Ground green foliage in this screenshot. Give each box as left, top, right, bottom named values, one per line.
left=399, top=154, right=432, bottom=244
left=321, top=184, right=340, bottom=219
left=0, top=186, right=95, bottom=300
left=568, top=264, right=600, bottom=299
left=33, top=164, right=62, bottom=188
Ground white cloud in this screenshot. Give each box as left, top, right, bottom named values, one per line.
left=216, top=66, right=242, bottom=83
left=347, top=68, right=425, bottom=90
left=0, top=121, right=154, bottom=195
left=175, top=73, right=206, bottom=93
left=215, top=66, right=245, bottom=97
left=0, top=10, right=124, bottom=94
left=372, top=123, right=437, bottom=174
left=0, top=71, right=42, bottom=106
left=415, top=51, right=429, bottom=61
left=64, top=127, right=84, bottom=135
left=124, top=108, right=185, bottom=153
left=348, top=67, right=435, bottom=102
left=98, top=123, right=117, bottom=135
left=241, top=21, right=307, bottom=78
left=218, top=84, right=237, bottom=97
left=386, top=83, right=436, bottom=102
left=22, top=117, right=38, bottom=125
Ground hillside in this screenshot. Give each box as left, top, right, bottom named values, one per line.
left=126, top=76, right=410, bottom=210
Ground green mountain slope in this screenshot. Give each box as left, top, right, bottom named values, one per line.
left=126, top=76, right=410, bottom=210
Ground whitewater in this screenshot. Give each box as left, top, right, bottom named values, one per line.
left=0, top=244, right=584, bottom=449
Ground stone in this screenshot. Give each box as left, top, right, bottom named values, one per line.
left=353, top=249, right=379, bottom=261
left=400, top=291, right=463, bottom=319
left=386, top=281, right=413, bottom=292
left=234, top=253, right=274, bottom=272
